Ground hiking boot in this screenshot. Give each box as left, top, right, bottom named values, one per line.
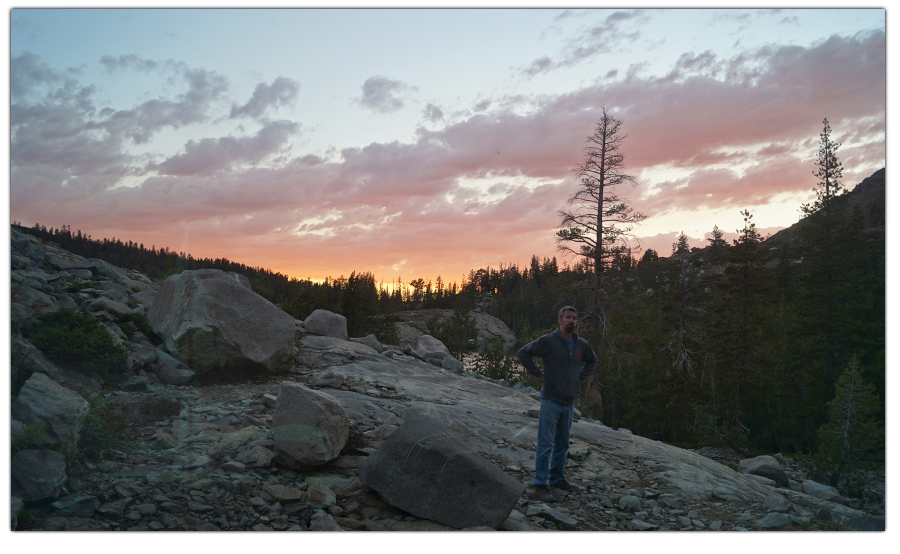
left=551, top=480, right=583, bottom=492
left=533, top=485, right=554, bottom=502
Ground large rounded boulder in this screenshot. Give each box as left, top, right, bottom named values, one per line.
left=303, top=309, right=347, bottom=339
left=146, top=269, right=296, bottom=376
left=738, top=455, right=788, bottom=486
left=416, top=334, right=452, bottom=360
left=359, top=414, right=525, bottom=529
left=271, top=381, right=349, bottom=470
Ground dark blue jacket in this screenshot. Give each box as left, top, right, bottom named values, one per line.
left=517, top=328, right=598, bottom=404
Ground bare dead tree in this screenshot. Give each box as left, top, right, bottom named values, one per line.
left=557, top=106, right=647, bottom=332
left=556, top=107, right=647, bottom=413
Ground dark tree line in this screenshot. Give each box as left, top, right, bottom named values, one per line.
left=454, top=124, right=884, bottom=492
left=14, top=122, right=883, bottom=492
left=12, top=222, right=464, bottom=346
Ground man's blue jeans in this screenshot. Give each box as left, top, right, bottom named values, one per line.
left=534, top=396, right=574, bottom=486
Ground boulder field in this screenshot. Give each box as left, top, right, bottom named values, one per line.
left=9, top=228, right=885, bottom=531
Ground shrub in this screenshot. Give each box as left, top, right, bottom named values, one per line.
left=78, top=397, right=130, bottom=461
left=24, top=308, right=127, bottom=379
left=426, top=301, right=479, bottom=359
left=66, top=281, right=90, bottom=293
left=163, top=266, right=184, bottom=278
left=126, top=311, right=148, bottom=328
left=471, top=338, right=522, bottom=383
left=12, top=423, right=46, bottom=455
left=116, top=312, right=156, bottom=341
left=123, top=381, right=148, bottom=392
left=116, top=321, right=134, bottom=340
left=425, top=315, right=443, bottom=337
left=369, top=313, right=400, bottom=346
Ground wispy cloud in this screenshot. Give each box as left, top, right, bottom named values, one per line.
left=422, top=103, right=444, bottom=123
left=357, top=75, right=418, bottom=113
left=92, top=67, right=230, bottom=144
left=519, top=9, right=649, bottom=77
left=99, top=53, right=160, bottom=73
left=229, top=76, right=300, bottom=119
left=11, top=51, right=68, bottom=96
left=150, top=120, right=300, bottom=176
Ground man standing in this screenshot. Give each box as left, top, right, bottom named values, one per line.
left=517, top=306, right=597, bottom=502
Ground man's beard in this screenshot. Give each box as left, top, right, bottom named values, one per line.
left=566, top=323, right=576, bottom=331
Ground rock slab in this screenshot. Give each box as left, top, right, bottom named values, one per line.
left=848, top=515, right=885, bottom=531
left=359, top=415, right=525, bottom=529
left=11, top=372, right=89, bottom=449
left=739, top=455, right=788, bottom=486
left=801, top=480, right=850, bottom=506
left=51, top=492, right=98, bottom=518
left=11, top=333, right=61, bottom=391
left=539, top=507, right=579, bottom=530
left=154, top=350, right=196, bottom=385
left=12, top=449, right=68, bottom=502
left=755, top=512, right=792, bottom=529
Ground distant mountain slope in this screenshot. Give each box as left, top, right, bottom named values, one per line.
left=765, top=168, right=885, bottom=247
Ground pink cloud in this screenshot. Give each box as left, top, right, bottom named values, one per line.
left=10, top=32, right=885, bottom=282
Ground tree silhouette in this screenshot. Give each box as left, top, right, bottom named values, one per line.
left=557, top=107, right=647, bottom=334
left=708, top=210, right=776, bottom=450
left=638, top=248, right=659, bottom=267
left=803, top=118, right=844, bottom=217
left=557, top=107, right=647, bottom=414
left=795, top=118, right=851, bottom=418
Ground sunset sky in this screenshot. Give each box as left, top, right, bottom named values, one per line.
left=8, top=5, right=886, bottom=286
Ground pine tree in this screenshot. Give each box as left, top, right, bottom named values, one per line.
left=471, top=338, right=518, bottom=381
left=655, top=232, right=714, bottom=442
left=802, top=118, right=844, bottom=218
left=706, top=225, right=728, bottom=262
left=341, top=272, right=381, bottom=337
left=671, top=231, right=690, bottom=260
left=638, top=248, right=659, bottom=267
left=707, top=225, right=726, bottom=247
left=814, top=358, right=884, bottom=492
left=664, top=233, right=700, bottom=380
left=708, top=210, right=777, bottom=451
left=793, top=119, right=854, bottom=441
left=428, top=296, right=479, bottom=360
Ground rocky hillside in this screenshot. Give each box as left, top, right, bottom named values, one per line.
left=10, top=228, right=885, bottom=531
left=765, top=167, right=885, bottom=248
left=392, top=308, right=517, bottom=351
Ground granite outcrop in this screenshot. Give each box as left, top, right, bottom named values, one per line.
left=10, top=228, right=885, bottom=532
